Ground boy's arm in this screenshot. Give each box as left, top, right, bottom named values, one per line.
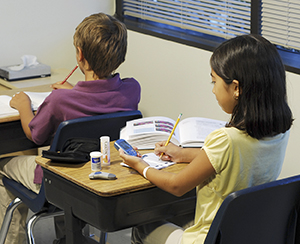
left=10, top=92, right=34, bottom=141
left=50, top=81, right=73, bottom=90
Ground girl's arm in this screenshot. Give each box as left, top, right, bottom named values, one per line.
left=119, top=146, right=215, bottom=197
left=10, top=92, right=34, bottom=141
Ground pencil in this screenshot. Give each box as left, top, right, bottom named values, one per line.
left=159, top=113, right=182, bottom=160
left=61, top=65, right=78, bottom=84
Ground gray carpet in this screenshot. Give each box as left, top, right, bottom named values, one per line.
left=28, top=210, right=131, bottom=244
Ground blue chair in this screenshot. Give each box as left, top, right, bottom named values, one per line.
left=204, top=174, right=300, bottom=244
left=0, top=110, right=142, bottom=244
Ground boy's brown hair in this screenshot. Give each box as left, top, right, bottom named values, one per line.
left=73, top=13, right=127, bottom=79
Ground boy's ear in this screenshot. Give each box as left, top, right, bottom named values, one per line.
left=76, top=47, right=84, bottom=61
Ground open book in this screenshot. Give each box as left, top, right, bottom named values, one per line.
left=0, top=91, right=51, bottom=119
left=120, top=116, right=227, bottom=149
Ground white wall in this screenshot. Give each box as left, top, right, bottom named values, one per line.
left=1, top=1, right=299, bottom=179
left=0, top=0, right=114, bottom=69
left=118, top=31, right=300, bottom=179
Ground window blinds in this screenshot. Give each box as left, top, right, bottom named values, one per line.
left=123, top=0, right=251, bottom=40
left=261, top=0, right=300, bottom=51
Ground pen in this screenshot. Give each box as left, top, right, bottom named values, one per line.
left=61, top=65, right=78, bottom=84
left=159, top=113, right=182, bottom=160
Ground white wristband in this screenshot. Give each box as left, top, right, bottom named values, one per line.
left=143, top=166, right=151, bottom=179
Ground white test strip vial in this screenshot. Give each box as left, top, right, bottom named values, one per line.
left=100, top=136, right=110, bottom=166
left=90, top=151, right=102, bottom=171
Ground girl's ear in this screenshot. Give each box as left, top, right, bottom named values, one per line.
left=233, top=79, right=240, bottom=99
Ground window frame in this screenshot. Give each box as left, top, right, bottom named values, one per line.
left=115, top=0, right=300, bottom=74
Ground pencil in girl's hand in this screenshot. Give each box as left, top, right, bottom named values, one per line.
left=159, top=113, right=182, bottom=160
left=61, top=65, right=78, bottom=84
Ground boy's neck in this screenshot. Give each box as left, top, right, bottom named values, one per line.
left=84, top=71, right=112, bottom=81
left=85, top=71, right=100, bottom=81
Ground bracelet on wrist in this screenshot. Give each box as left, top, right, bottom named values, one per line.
left=143, top=166, right=151, bottom=179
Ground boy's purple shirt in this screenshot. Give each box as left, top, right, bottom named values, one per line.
left=32, top=74, right=141, bottom=184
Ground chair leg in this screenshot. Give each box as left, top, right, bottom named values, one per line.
left=99, top=232, right=107, bottom=244
left=0, top=198, right=22, bottom=244
left=82, top=224, right=107, bottom=244
left=26, top=210, right=64, bottom=244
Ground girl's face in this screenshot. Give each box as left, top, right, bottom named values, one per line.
left=211, top=69, right=239, bottom=114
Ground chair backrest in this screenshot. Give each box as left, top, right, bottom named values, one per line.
left=204, top=175, right=300, bottom=244
left=50, top=110, right=142, bottom=152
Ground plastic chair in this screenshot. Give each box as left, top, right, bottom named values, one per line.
left=0, top=110, right=142, bottom=244
left=204, top=174, right=300, bottom=244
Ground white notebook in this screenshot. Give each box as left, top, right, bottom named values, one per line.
left=0, top=91, right=50, bottom=118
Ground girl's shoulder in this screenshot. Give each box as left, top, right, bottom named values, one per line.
left=205, top=126, right=253, bottom=148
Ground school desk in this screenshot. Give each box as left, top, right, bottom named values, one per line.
left=35, top=142, right=196, bottom=244
left=0, top=69, right=83, bottom=155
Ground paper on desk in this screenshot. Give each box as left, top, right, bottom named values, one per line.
left=0, top=95, right=18, bottom=118
left=0, top=92, right=50, bottom=119
left=9, top=55, right=39, bottom=71
left=121, top=153, right=175, bottom=170
left=24, top=91, right=51, bottom=111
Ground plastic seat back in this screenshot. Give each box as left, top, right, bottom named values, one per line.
left=204, top=175, right=300, bottom=244
left=50, top=110, right=142, bottom=152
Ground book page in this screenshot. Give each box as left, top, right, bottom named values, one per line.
left=24, top=91, right=51, bottom=111
left=0, top=92, right=51, bottom=119
left=0, top=95, right=19, bottom=118
left=178, top=117, right=226, bottom=147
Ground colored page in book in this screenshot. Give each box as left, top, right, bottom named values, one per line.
left=178, top=117, right=226, bottom=147
left=125, top=116, right=180, bottom=141
left=0, top=95, right=18, bottom=118
left=121, top=116, right=181, bottom=149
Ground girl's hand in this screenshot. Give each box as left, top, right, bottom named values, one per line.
left=119, top=149, right=148, bottom=170
left=154, top=141, right=184, bottom=163
left=10, top=92, right=31, bottom=111
left=50, top=81, right=73, bottom=90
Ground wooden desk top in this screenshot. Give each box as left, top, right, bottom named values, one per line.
left=0, top=68, right=83, bottom=90
left=36, top=141, right=188, bottom=197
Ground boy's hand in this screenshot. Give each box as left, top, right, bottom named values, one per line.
left=10, top=92, right=31, bottom=111
left=10, top=92, right=34, bottom=141
left=51, top=81, right=74, bottom=90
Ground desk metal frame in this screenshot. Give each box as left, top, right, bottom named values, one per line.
left=0, top=120, right=41, bottom=154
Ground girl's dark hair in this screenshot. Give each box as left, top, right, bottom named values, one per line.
left=210, top=34, right=293, bottom=139
left=74, top=13, right=127, bottom=79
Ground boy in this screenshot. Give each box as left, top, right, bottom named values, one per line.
left=0, top=12, right=140, bottom=244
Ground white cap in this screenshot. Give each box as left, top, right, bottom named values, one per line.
left=90, top=151, right=102, bottom=157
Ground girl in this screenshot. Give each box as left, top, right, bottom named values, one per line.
left=119, top=34, right=293, bottom=244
